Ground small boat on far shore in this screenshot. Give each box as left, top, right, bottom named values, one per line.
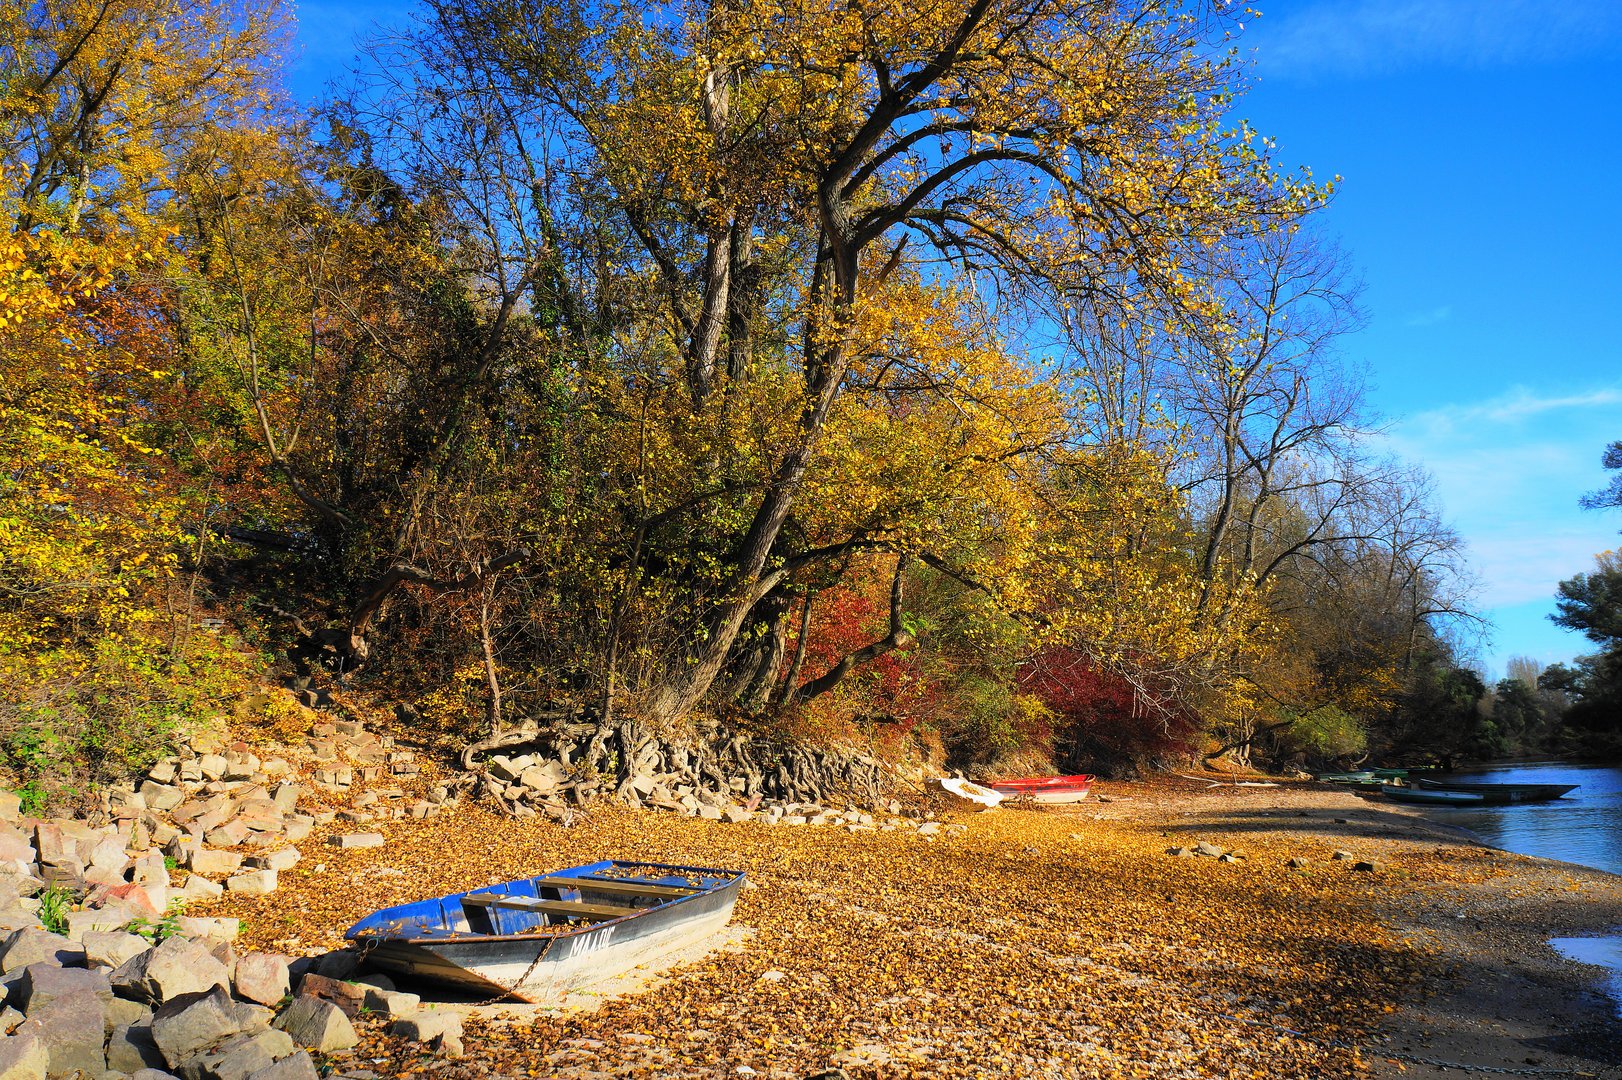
left=987, top=775, right=1095, bottom=804
left=1413, top=778, right=1578, bottom=804
left=1379, top=783, right=1487, bottom=806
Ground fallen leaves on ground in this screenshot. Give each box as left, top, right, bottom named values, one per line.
left=215, top=791, right=1450, bottom=1079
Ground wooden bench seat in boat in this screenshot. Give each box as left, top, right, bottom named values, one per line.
left=460, top=894, right=633, bottom=920
left=532, top=876, right=698, bottom=899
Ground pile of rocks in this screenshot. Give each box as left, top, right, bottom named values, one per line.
left=1164, top=841, right=1247, bottom=863
left=26, top=715, right=467, bottom=909
left=0, top=916, right=462, bottom=1080
left=476, top=752, right=964, bottom=836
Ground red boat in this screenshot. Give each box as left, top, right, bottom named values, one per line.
left=987, top=775, right=1095, bottom=804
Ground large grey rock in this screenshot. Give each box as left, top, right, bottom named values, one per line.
left=16, top=964, right=112, bottom=1012
left=177, top=1028, right=294, bottom=1080
left=102, top=996, right=151, bottom=1036
left=0, top=910, right=38, bottom=938
left=132, top=1071, right=181, bottom=1080
left=0, top=930, right=80, bottom=975
left=0, top=1028, right=47, bottom=1080
left=106, top=1023, right=165, bottom=1073
left=150, top=987, right=266, bottom=1068
left=271, top=997, right=354, bottom=1053
left=83, top=931, right=153, bottom=971
left=231, top=955, right=288, bottom=1009
left=111, top=936, right=230, bottom=1005
left=15, top=991, right=106, bottom=1079
left=243, top=1050, right=316, bottom=1080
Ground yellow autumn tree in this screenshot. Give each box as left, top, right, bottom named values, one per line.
left=0, top=0, right=290, bottom=798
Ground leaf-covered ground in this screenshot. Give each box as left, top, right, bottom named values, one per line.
left=205, top=781, right=1503, bottom=1079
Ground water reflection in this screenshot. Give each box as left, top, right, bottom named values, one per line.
left=1424, top=763, right=1622, bottom=877
left=1551, top=936, right=1622, bottom=1020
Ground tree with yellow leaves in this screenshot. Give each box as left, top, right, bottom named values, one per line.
left=332, top=0, right=1312, bottom=734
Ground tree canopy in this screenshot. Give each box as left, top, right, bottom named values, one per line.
left=0, top=0, right=1499, bottom=796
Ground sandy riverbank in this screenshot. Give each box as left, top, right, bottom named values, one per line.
left=222, top=777, right=1622, bottom=1079
left=1119, top=780, right=1622, bottom=1078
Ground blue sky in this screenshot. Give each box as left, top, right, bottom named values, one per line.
left=1234, top=0, right=1622, bottom=678
left=283, top=0, right=1622, bottom=678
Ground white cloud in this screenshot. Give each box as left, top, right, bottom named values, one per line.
left=1381, top=382, right=1622, bottom=613
left=1249, top=1, right=1622, bottom=79
left=1404, top=305, right=1452, bottom=328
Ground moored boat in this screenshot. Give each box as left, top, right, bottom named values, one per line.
left=1413, top=778, right=1578, bottom=804
left=1379, top=783, right=1487, bottom=806
left=345, top=860, right=745, bottom=1001
left=987, top=775, right=1095, bottom=804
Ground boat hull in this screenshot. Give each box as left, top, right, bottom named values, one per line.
left=987, top=775, right=1094, bottom=804
left=345, top=861, right=745, bottom=1002
left=1379, top=783, right=1486, bottom=806
left=1413, top=779, right=1578, bottom=804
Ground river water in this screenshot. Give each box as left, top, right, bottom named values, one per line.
left=1434, top=762, right=1622, bottom=877
left=1413, top=761, right=1622, bottom=1016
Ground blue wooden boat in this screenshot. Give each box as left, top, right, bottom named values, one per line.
left=344, top=860, right=746, bottom=1001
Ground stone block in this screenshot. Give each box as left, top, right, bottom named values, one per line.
left=106, top=1023, right=165, bottom=1073
left=242, top=849, right=299, bottom=873
left=84, top=883, right=164, bottom=920
left=186, top=850, right=243, bottom=878
left=223, top=871, right=276, bottom=897
left=103, top=995, right=151, bottom=1035
left=17, top=964, right=112, bottom=1012
left=271, top=997, right=354, bottom=1053
left=179, top=876, right=224, bottom=902
left=231, top=954, right=288, bottom=1009
left=324, top=834, right=382, bottom=850
left=15, top=990, right=106, bottom=1079
left=0, top=1027, right=48, bottom=1080
left=82, top=931, right=153, bottom=971
left=180, top=1027, right=293, bottom=1080
left=130, top=854, right=170, bottom=887
left=0, top=793, right=20, bottom=823
left=0, top=930, right=81, bottom=975
left=111, top=936, right=230, bottom=1005
left=242, top=1049, right=315, bottom=1080
left=198, top=756, right=229, bottom=782
left=361, top=986, right=418, bottom=1017
left=390, top=1010, right=462, bottom=1056
left=222, top=754, right=260, bottom=783
left=292, top=973, right=364, bottom=1017
left=173, top=918, right=239, bottom=944
left=204, top=821, right=251, bottom=849
left=150, top=987, right=268, bottom=1069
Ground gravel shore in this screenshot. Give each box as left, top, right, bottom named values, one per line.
left=1113, top=779, right=1622, bottom=1078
